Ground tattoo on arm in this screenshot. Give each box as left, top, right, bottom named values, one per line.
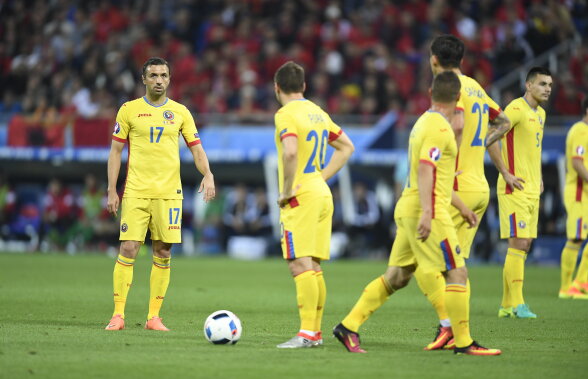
left=485, top=113, right=510, bottom=147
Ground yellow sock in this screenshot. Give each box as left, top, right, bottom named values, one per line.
left=414, top=268, right=448, bottom=321
left=342, top=276, right=393, bottom=333
left=501, top=263, right=511, bottom=308
left=113, top=254, right=135, bottom=318
left=294, top=270, right=319, bottom=331
left=504, top=248, right=527, bottom=306
left=561, top=241, right=581, bottom=291
left=573, top=243, right=588, bottom=285
left=465, top=279, right=471, bottom=320
left=147, top=256, right=171, bottom=320
left=445, top=283, right=473, bottom=348
left=314, top=270, right=326, bottom=333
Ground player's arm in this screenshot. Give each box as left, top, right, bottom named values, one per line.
left=278, top=135, right=298, bottom=208
left=572, top=157, right=588, bottom=182
left=451, top=192, right=478, bottom=228
left=417, top=161, right=434, bottom=241
left=322, top=132, right=354, bottom=181
left=451, top=109, right=464, bottom=147
left=107, top=139, right=124, bottom=217
left=189, top=144, right=215, bottom=202
left=487, top=142, right=525, bottom=191
left=485, top=111, right=511, bottom=148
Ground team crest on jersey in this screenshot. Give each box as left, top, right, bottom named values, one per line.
left=456, top=246, right=461, bottom=255
left=121, top=223, right=128, bottom=232
left=518, top=221, right=526, bottom=229
left=163, top=110, right=174, bottom=120
left=113, top=122, right=120, bottom=134
left=428, top=147, right=441, bottom=161
left=576, top=146, right=585, bottom=156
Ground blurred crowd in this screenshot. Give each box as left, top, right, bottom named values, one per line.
left=0, top=168, right=567, bottom=261
left=0, top=0, right=587, bottom=133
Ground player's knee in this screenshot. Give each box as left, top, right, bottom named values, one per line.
left=510, top=238, right=532, bottom=252
left=152, top=243, right=172, bottom=258
left=444, top=266, right=468, bottom=285
left=119, top=241, right=140, bottom=258
left=384, top=265, right=413, bottom=290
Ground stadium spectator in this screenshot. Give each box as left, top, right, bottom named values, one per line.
left=74, top=174, right=118, bottom=251
left=222, top=183, right=254, bottom=243
left=41, top=178, right=79, bottom=251
left=0, top=174, right=16, bottom=233
left=347, top=182, right=381, bottom=257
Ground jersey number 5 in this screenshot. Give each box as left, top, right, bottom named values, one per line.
left=303, top=130, right=328, bottom=173
left=471, top=102, right=489, bottom=147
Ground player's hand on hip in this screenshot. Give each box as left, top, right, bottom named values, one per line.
left=199, top=174, right=216, bottom=202
left=504, top=172, right=525, bottom=191
left=461, top=208, right=478, bottom=228
left=278, top=185, right=300, bottom=208
left=107, top=191, right=119, bottom=217
left=417, top=213, right=432, bottom=241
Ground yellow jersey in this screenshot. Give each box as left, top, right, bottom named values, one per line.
left=274, top=99, right=342, bottom=196
left=396, top=110, right=458, bottom=220
left=454, top=74, right=501, bottom=192
left=498, top=97, right=546, bottom=197
left=112, top=96, right=201, bottom=199
left=564, top=120, right=588, bottom=202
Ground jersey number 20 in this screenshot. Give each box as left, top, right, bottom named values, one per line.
left=303, top=130, right=328, bottom=173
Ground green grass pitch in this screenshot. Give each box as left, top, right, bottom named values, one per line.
left=1, top=253, right=586, bottom=378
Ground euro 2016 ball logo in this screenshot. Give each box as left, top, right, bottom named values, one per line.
left=113, top=122, right=120, bottom=134
left=163, top=110, right=174, bottom=120
left=428, top=147, right=441, bottom=161
left=576, top=146, right=585, bottom=156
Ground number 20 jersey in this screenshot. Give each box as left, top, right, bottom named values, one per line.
left=274, top=99, right=342, bottom=196
left=453, top=74, right=501, bottom=192
left=112, top=97, right=201, bottom=199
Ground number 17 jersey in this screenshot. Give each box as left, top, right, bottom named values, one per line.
left=274, top=99, right=342, bottom=196
left=112, top=97, right=201, bottom=199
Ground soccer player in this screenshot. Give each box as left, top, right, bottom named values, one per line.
left=414, top=35, right=512, bottom=350
left=559, top=96, right=588, bottom=299
left=333, top=71, right=501, bottom=356
left=104, top=57, right=215, bottom=331
left=273, top=61, right=354, bottom=348
left=487, top=67, right=553, bottom=318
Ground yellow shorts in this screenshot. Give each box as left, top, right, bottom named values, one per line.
left=280, top=192, right=333, bottom=261
left=120, top=198, right=183, bottom=243
left=388, top=216, right=464, bottom=273
left=564, top=195, right=588, bottom=240
left=497, top=193, right=539, bottom=239
left=450, top=191, right=489, bottom=259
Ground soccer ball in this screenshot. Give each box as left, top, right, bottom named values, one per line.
left=203, top=310, right=242, bottom=345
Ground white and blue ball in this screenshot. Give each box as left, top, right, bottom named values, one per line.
left=203, top=310, right=242, bottom=344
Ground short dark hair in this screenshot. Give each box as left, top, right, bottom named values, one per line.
left=582, top=95, right=588, bottom=115
left=430, top=35, right=465, bottom=69
left=525, top=66, right=551, bottom=82
left=431, top=71, right=461, bottom=103
left=274, top=61, right=305, bottom=94
left=142, top=57, right=170, bottom=77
